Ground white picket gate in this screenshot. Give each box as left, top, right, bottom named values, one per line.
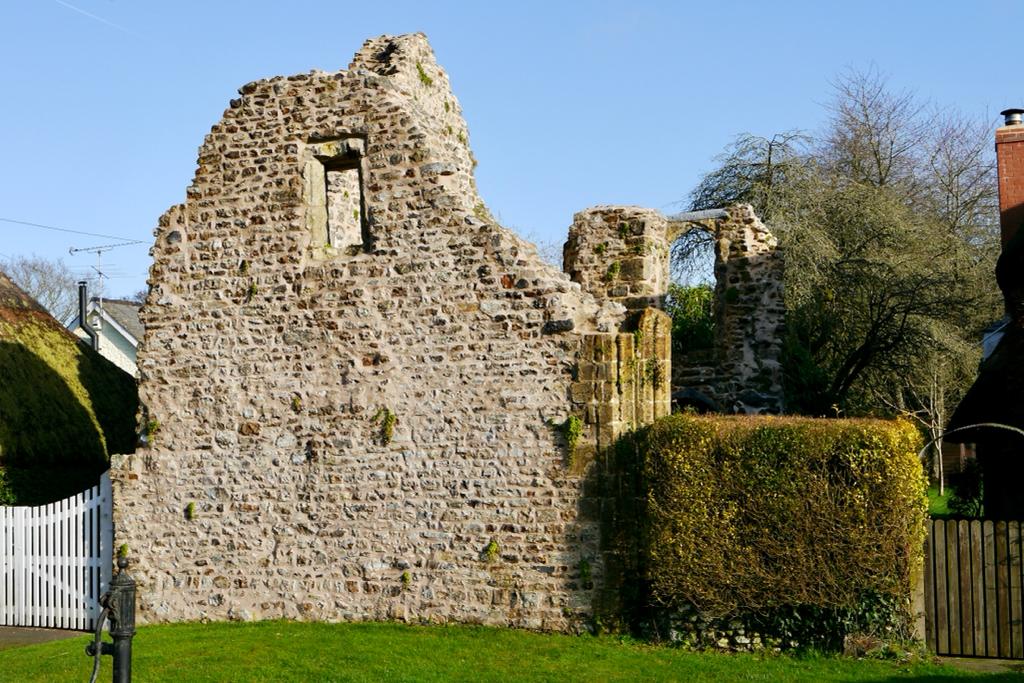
left=0, top=472, right=113, bottom=630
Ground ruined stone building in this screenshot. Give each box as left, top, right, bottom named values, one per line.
left=564, top=205, right=785, bottom=414
left=113, top=33, right=782, bottom=629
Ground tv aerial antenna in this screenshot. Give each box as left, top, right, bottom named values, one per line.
left=69, top=239, right=143, bottom=322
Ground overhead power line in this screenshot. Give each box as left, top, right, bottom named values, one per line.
left=0, top=217, right=145, bottom=244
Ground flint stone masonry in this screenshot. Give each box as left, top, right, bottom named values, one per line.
left=113, top=33, right=665, bottom=631
left=563, top=207, right=670, bottom=312
left=671, top=205, right=785, bottom=413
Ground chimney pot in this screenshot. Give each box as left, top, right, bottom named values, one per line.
left=1001, top=108, right=1024, bottom=126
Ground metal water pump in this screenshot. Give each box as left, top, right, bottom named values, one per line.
left=86, top=556, right=136, bottom=683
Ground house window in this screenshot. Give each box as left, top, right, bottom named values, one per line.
left=303, top=137, right=366, bottom=255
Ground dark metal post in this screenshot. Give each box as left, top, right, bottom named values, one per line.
left=107, top=556, right=136, bottom=683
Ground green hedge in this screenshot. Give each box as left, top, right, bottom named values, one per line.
left=633, top=414, right=927, bottom=646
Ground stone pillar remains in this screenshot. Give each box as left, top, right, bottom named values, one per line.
left=563, top=207, right=670, bottom=313
left=567, top=203, right=785, bottom=414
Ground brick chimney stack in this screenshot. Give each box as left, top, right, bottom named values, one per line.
left=997, top=108, right=1024, bottom=247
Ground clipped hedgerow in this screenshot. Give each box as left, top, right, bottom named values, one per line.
left=636, top=414, right=927, bottom=645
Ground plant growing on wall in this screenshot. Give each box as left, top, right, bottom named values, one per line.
left=482, top=539, right=501, bottom=563
left=578, top=558, right=593, bottom=590
left=416, top=62, right=433, bottom=87
left=561, top=415, right=583, bottom=464
left=146, top=419, right=161, bottom=445
left=373, top=407, right=397, bottom=446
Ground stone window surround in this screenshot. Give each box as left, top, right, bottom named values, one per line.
left=302, top=135, right=368, bottom=257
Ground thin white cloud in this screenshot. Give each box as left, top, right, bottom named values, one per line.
left=54, top=0, right=142, bottom=38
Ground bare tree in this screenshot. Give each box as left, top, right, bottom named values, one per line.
left=126, top=288, right=148, bottom=305
left=1, top=255, right=78, bottom=323
left=922, top=110, right=999, bottom=243
left=670, top=227, right=716, bottom=286
left=822, top=67, right=927, bottom=190
left=684, top=67, right=1002, bottom=417
left=875, top=321, right=978, bottom=493
left=689, top=131, right=810, bottom=221
left=680, top=131, right=810, bottom=286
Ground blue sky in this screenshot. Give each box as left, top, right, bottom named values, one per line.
left=0, top=0, right=1020, bottom=297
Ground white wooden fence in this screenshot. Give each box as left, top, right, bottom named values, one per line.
left=0, top=472, right=113, bottom=630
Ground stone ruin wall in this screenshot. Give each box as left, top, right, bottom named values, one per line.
left=671, top=206, right=785, bottom=413
left=565, top=204, right=785, bottom=414
left=112, top=32, right=781, bottom=631
left=112, top=33, right=668, bottom=631
left=563, top=207, right=670, bottom=313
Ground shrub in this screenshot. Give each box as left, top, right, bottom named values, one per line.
left=631, top=414, right=927, bottom=647
left=665, top=284, right=714, bottom=353
left=947, top=458, right=983, bottom=518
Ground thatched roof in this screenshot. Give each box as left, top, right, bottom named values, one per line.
left=0, top=270, right=47, bottom=313
left=0, top=269, right=138, bottom=503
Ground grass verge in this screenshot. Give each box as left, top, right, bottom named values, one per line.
left=0, top=621, right=1013, bottom=682
left=929, top=485, right=952, bottom=518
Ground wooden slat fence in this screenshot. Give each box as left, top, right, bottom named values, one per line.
left=925, top=518, right=1024, bottom=658
left=0, top=472, right=113, bottom=630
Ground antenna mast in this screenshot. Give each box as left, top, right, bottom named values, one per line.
left=69, top=240, right=137, bottom=324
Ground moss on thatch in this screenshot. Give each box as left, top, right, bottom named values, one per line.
left=0, top=271, right=137, bottom=504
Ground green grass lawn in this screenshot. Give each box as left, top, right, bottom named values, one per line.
left=0, top=621, right=1017, bottom=682
left=929, top=485, right=952, bottom=518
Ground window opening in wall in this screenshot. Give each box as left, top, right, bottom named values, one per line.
left=303, top=136, right=367, bottom=257
left=325, top=160, right=363, bottom=249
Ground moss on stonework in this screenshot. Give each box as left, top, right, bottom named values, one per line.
left=473, top=202, right=495, bottom=223
left=146, top=418, right=160, bottom=444
left=642, top=358, right=665, bottom=389
left=579, top=558, right=593, bottom=589
left=562, top=415, right=583, bottom=465
left=416, top=62, right=433, bottom=87
left=603, top=261, right=621, bottom=283
left=373, top=407, right=397, bottom=446
left=483, top=539, right=500, bottom=563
